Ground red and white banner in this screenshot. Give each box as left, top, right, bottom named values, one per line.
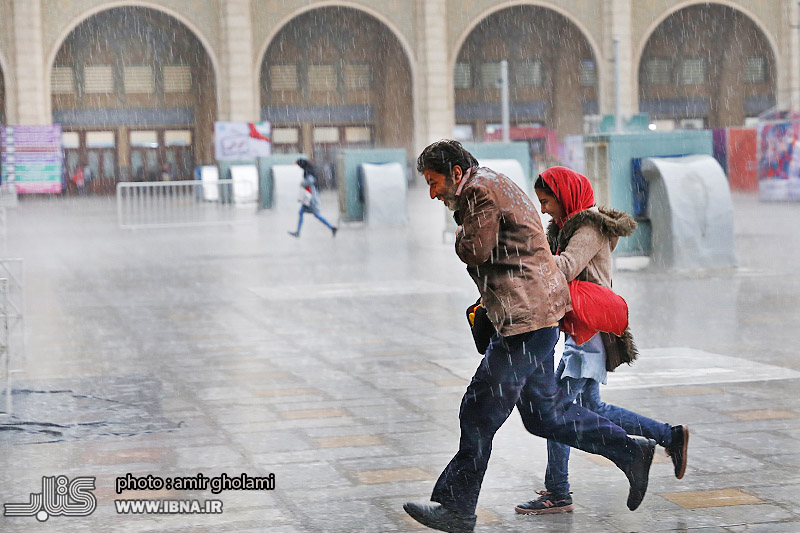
left=214, top=122, right=271, bottom=160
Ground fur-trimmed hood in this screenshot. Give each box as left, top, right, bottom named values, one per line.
left=547, top=207, right=637, bottom=255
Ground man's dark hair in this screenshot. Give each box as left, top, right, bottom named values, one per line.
left=534, top=175, right=555, bottom=196
left=416, top=140, right=479, bottom=178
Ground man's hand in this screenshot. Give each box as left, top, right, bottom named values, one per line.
left=465, top=300, right=494, bottom=354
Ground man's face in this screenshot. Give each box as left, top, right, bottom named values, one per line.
left=423, top=165, right=463, bottom=211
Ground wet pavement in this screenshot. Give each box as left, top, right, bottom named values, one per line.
left=1, top=188, right=799, bottom=532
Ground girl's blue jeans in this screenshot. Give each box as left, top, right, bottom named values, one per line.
left=544, top=358, right=673, bottom=496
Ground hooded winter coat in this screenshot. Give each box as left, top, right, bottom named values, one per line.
left=540, top=166, right=639, bottom=371
left=453, top=167, right=571, bottom=336
left=546, top=206, right=637, bottom=289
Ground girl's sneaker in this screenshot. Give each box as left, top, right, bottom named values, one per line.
left=515, top=490, right=574, bottom=515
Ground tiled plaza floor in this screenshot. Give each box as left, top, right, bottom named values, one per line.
left=0, top=188, right=799, bottom=532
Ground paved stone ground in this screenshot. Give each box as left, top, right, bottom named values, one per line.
left=0, top=188, right=799, bottom=532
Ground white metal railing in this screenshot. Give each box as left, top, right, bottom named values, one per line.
left=0, top=259, right=25, bottom=418
left=116, top=179, right=258, bottom=229
left=0, top=279, right=9, bottom=416
left=0, top=183, right=18, bottom=209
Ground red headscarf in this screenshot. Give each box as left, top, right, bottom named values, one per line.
left=539, top=166, right=595, bottom=227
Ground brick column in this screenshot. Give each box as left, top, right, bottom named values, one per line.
left=219, top=0, right=258, bottom=121
left=414, top=0, right=453, bottom=154
left=12, top=0, right=49, bottom=124
left=602, top=0, right=635, bottom=119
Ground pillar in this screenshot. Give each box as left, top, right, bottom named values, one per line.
left=603, top=0, right=635, bottom=119
left=219, top=0, right=258, bottom=122
left=415, top=0, right=453, bottom=154
left=12, top=0, right=49, bottom=124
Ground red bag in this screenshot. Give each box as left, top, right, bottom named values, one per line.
left=562, top=280, right=628, bottom=345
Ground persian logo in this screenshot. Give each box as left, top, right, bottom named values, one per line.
left=4, top=475, right=97, bottom=521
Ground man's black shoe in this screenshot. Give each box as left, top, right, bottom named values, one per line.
left=403, top=502, right=476, bottom=533
left=666, top=425, right=689, bottom=479
left=623, top=436, right=656, bottom=511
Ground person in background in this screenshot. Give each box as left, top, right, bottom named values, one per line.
left=83, top=165, right=93, bottom=194
left=73, top=166, right=86, bottom=196
left=289, top=158, right=337, bottom=238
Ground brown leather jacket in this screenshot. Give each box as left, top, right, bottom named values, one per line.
left=454, top=167, right=571, bottom=336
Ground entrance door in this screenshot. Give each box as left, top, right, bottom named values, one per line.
left=311, top=126, right=340, bottom=189
left=129, top=130, right=160, bottom=181
left=85, top=131, right=117, bottom=193
left=130, top=148, right=159, bottom=181
left=62, top=131, right=81, bottom=194
left=164, top=130, right=194, bottom=180
left=130, top=129, right=193, bottom=181
left=86, top=148, right=117, bottom=193
left=311, top=125, right=374, bottom=189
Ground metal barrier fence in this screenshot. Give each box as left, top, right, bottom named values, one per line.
left=0, top=259, right=23, bottom=417
left=116, top=180, right=257, bottom=229
left=0, top=278, right=9, bottom=416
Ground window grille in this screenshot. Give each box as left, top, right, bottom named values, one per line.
left=481, top=62, right=503, bottom=88
left=84, top=65, right=114, bottom=93
left=454, top=62, right=472, bottom=89
left=308, top=64, right=337, bottom=91
left=313, top=127, right=339, bottom=143
left=164, top=65, right=192, bottom=93
left=645, top=58, right=672, bottom=85
left=269, top=65, right=297, bottom=91
left=744, top=56, right=765, bottom=83
left=272, top=128, right=299, bottom=144
left=124, top=65, right=154, bottom=94
left=515, top=61, right=542, bottom=87
left=345, top=63, right=372, bottom=90
left=580, top=60, right=597, bottom=86
left=51, top=66, right=75, bottom=94
left=681, top=58, right=705, bottom=85
left=345, top=127, right=371, bottom=142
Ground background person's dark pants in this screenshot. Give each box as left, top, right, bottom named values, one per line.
left=431, top=326, right=635, bottom=516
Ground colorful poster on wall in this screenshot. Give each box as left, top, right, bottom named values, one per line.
left=214, top=122, right=271, bottom=160
left=1, top=125, right=64, bottom=194
left=757, top=121, right=800, bottom=201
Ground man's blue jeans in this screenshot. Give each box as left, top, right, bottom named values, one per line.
left=545, top=358, right=673, bottom=496
left=431, top=327, right=639, bottom=516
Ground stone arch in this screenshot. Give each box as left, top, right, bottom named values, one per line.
left=634, top=0, right=779, bottom=106
left=452, top=1, right=604, bottom=97
left=45, top=1, right=222, bottom=117
left=636, top=1, right=778, bottom=70
left=256, top=4, right=415, bottom=184
left=48, top=4, right=220, bottom=190
left=253, top=1, right=417, bottom=95
left=632, top=0, right=780, bottom=127
left=452, top=2, right=602, bottom=144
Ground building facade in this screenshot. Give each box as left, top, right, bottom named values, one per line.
left=0, top=0, right=796, bottom=184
